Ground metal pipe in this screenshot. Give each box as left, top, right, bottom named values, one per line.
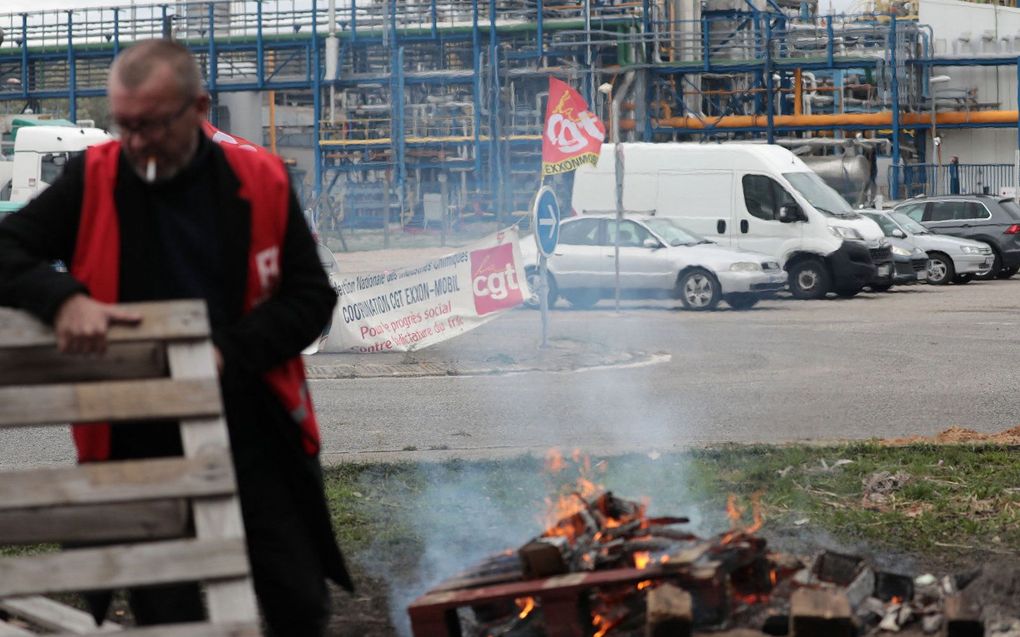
left=653, top=110, right=1020, bottom=129
left=765, top=19, right=774, bottom=144
left=20, top=14, right=28, bottom=99
left=66, top=10, right=76, bottom=123
left=312, top=0, right=321, bottom=197
left=612, top=71, right=636, bottom=143
left=256, top=1, right=264, bottom=88
left=890, top=15, right=900, bottom=200
left=794, top=68, right=803, bottom=117
left=269, top=90, right=277, bottom=154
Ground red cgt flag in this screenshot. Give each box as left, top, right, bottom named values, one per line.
left=542, top=77, right=606, bottom=176
left=201, top=120, right=269, bottom=153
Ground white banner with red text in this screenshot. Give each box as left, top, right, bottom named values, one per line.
left=320, top=228, right=531, bottom=353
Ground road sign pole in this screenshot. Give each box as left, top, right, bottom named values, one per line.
left=532, top=186, right=560, bottom=350
left=539, top=255, right=549, bottom=349
left=614, top=144, right=624, bottom=313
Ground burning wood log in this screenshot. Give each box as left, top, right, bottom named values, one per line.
left=410, top=482, right=986, bottom=637
left=644, top=583, right=692, bottom=637
left=520, top=537, right=570, bottom=579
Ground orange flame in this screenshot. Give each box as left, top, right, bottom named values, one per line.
left=637, top=580, right=654, bottom=590
left=592, top=612, right=625, bottom=637
left=770, top=570, right=778, bottom=586
left=515, top=597, right=536, bottom=620
left=633, top=552, right=651, bottom=569
left=726, top=494, right=742, bottom=525
left=541, top=449, right=608, bottom=539
left=721, top=492, right=765, bottom=544
left=545, top=449, right=566, bottom=474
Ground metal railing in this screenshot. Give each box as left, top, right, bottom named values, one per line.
left=892, top=163, right=1016, bottom=198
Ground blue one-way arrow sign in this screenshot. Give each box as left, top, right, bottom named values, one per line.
left=533, top=186, right=560, bottom=257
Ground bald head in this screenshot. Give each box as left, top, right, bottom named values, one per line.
left=107, top=39, right=210, bottom=182
left=109, top=39, right=203, bottom=101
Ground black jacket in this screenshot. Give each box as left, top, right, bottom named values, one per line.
left=0, top=136, right=352, bottom=592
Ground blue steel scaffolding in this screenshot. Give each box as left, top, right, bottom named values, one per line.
left=2, top=1, right=1019, bottom=220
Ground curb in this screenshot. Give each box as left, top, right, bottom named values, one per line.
left=304, top=350, right=666, bottom=379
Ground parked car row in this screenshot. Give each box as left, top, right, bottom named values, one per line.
left=892, top=194, right=1020, bottom=280
left=862, top=210, right=995, bottom=286
left=520, top=143, right=1014, bottom=311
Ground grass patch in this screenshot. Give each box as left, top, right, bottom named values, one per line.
left=323, top=443, right=1020, bottom=565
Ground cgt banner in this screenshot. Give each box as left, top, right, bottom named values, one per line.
left=321, top=229, right=531, bottom=353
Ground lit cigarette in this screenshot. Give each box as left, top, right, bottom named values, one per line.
left=145, top=157, right=156, bottom=183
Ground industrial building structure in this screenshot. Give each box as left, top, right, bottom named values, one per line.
left=1, top=0, right=1019, bottom=229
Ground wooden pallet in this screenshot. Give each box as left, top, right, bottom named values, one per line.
left=0, top=301, right=261, bottom=636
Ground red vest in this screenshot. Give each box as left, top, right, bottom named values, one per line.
left=69, top=140, right=321, bottom=462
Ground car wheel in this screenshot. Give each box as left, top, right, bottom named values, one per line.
left=561, top=289, right=599, bottom=309
left=724, top=293, right=759, bottom=310
left=974, top=250, right=1001, bottom=281
left=998, top=265, right=1019, bottom=279
left=677, top=269, right=721, bottom=311
left=953, top=274, right=973, bottom=285
left=523, top=267, right=557, bottom=309
left=788, top=258, right=831, bottom=300
left=926, top=252, right=955, bottom=285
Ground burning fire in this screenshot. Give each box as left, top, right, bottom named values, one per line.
left=633, top=551, right=651, bottom=569
left=592, top=611, right=627, bottom=637
left=542, top=448, right=631, bottom=543
left=721, top=492, right=765, bottom=544
left=515, top=597, right=536, bottom=620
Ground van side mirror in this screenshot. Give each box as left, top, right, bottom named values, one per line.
left=891, top=228, right=906, bottom=239
left=642, top=238, right=662, bottom=249
left=778, top=204, right=802, bottom=223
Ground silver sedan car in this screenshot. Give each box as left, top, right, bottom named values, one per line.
left=877, top=211, right=994, bottom=285
left=521, top=215, right=787, bottom=311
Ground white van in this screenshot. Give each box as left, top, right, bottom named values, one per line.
left=571, top=143, right=892, bottom=299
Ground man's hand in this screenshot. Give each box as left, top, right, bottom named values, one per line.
left=53, top=294, right=143, bottom=355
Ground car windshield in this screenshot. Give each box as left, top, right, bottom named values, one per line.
left=890, top=211, right=928, bottom=234
left=783, top=172, right=855, bottom=217
left=863, top=213, right=899, bottom=237
left=643, top=218, right=707, bottom=246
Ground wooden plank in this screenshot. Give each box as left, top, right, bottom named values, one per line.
left=0, top=342, right=167, bottom=386
left=789, top=588, right=854, bottom=637
left=49, top=622, right=260, bottom=637
left=0, top=596, right=122, bottom=633
left=0, top=301, right=209, bottom=350
left=0, top=500, right=189, bottom=545
left=945, top=595, right=984, bottom=637
left=0, top=621, right=33, bottom=636
left=168, top=341, right=259, bottom=623
left=0, top=538, right=250, bottom=597
left=0, top=377, right=222, bottom=427
left=0, top=452, right=236, bottom=511
left=645, top=583, right=692, bottom=637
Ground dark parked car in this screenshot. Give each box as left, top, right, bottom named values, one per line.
left=861, top=211, right=929, bottom=288
left=893, top=194, right=1020, bottom=279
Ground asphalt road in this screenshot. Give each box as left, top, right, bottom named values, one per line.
left=313, top=280, right=1020, bottom=464
left=4, top=279, right=1020, bottom=468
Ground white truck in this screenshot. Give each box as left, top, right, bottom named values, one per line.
left=1, top=124, right=112, bottom=216
left=571, top=143, right=893, bottom=299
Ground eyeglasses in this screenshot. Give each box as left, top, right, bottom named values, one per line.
left=111, top=99, right=193, bottom=138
